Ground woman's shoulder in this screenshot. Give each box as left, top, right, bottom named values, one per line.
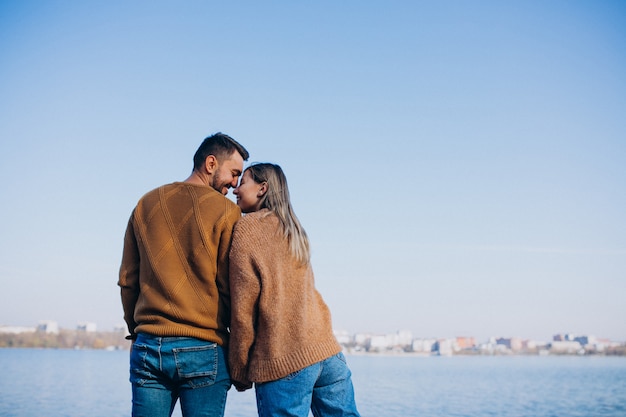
left=231, top=210, right=281, bottom=256
left=234, top=209, right=277, bottom=232
left=239, top=209, right=276, bottom=223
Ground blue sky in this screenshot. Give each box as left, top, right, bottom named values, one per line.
left=1, top=1, right=625, bottom=342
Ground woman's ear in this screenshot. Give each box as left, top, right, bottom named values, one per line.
left=257, top=182, right=268, bottom=197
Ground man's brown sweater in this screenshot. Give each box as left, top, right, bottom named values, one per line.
left=118, top=182, right=241, bottom=346
left=228, top=209, right=341, bottom=385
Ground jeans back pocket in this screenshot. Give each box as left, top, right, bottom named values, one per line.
left=173, top=343, right=218, bottom=388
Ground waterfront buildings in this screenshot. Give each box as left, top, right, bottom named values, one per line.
left=1, top=322, right=622, bottom=355
left=335, top=330, right=622, bottom=356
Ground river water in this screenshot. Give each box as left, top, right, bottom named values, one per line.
left=1, top=349, right=624, bottom=416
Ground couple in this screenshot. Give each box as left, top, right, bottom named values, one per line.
left=118, top=133, right=360, bottom=417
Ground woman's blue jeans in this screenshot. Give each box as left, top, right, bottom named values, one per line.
left=254, top=352, right=360, bottom=417
left=130, top=334, right=231, bottom=417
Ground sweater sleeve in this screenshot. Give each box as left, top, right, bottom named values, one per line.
left=228, top=218, right=262, bottom=388
left=214, top=203, right=242, bottom=335
left=118, top=212, right=140, bottom=338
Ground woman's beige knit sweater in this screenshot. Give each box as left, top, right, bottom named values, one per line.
left=228, top=209, right=341, bottom=386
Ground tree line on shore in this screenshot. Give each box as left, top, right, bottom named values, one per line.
left=0, top=330, right=129, bottom=349
left=2, top=330, right=626, bottom=356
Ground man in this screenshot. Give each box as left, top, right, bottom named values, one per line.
left=118, top=132, right=249, bottom=417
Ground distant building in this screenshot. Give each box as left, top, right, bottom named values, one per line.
left=77, top=322, right=97, bottom=332
left=434, top=338, right=454, bottom=356
left=591, top=338, right=612, bottom=352
left=552, top=333, right=601, bottom=351
left=456, top=336, right=476, bottom=350
left=334, top=330, right=352, bottom=346
left=479, top=339, right=512, bottom=355
left=37, top=321, right=59, bottom=334
left=550, top=340, right=583, bottom=354
left=496, top=337, right=523, bottom=351
left=0, top=325, right=36, bottom=334
left=523, top=339, right=548, bottom=350
left=574, top=335, right=596, bottom=346
left=412, top=338, right=436, bottom=353
left=353, top=333, right=370, bottom=347
left=368, top=334, right=389, bottom=352
left=393, top=330, right=413, bottom=348
left=553, top=333, right=576, bottom=342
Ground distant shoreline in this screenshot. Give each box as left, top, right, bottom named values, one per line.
left=1, top=329, right=624, bottom=357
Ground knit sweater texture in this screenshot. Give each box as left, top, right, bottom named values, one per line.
left=118, top=182, right=241, bottom=346
left=228, top=209, right=341, bottom=385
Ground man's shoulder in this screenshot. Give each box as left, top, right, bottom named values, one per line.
left=139, top=182, right=177, bottom=195
left=138, top=182, right=241, bottom=215
left=135, top=183, right=167, bottom=205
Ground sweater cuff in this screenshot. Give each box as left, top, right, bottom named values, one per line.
left=230, top=367, right=249, bottom=384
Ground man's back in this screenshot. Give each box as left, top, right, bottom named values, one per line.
left=119, top=181, right=241, bottom=345
left=118, top=132, right=249, bottom=417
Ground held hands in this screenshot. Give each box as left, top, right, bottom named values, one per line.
left=233, top=380, right=253, bottom=392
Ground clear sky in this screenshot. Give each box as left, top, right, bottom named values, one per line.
left=1, top=1, right=625, bottom=343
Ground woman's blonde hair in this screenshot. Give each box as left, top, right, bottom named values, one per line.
left=245, top=163, right=310, bottom=265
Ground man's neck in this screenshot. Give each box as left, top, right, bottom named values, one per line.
left=184, top=171, right=211, bottom=186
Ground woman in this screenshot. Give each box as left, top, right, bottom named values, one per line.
left=228, top=163, right=360, bottom=417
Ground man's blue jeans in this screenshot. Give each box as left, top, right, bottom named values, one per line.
left=254, top=352, right=360, bottom=417
left=130, top=334, right=231, bottom=417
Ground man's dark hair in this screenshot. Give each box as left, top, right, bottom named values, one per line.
left=193, top=132, right=250, bottom=171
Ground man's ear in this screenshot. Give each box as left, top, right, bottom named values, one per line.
left=204, top=155, right=218, bottom=174
left=257, top=182, right=268, bottom=197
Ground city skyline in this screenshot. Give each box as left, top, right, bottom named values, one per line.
left=2, top=319, right=623, bottom=346
left=1, top=2, right=625, bottom=343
